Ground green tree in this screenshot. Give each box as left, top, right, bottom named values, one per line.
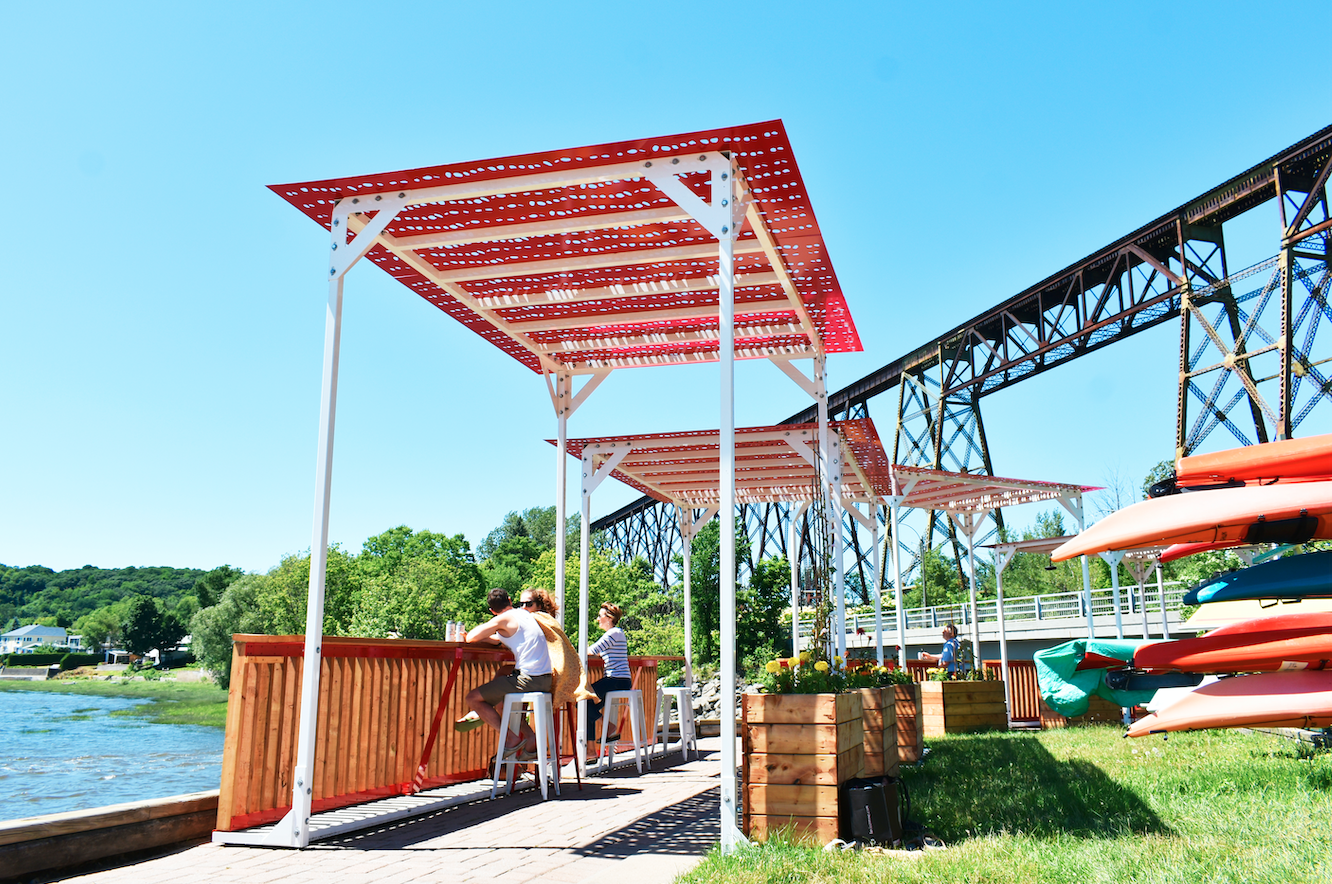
left=74, top=603, right=128, bottom=652
left=676, top=518, right=748, bottom=667
left=1143, top=459, right=1176, bottom=499
left=253, top=545, right=362, bottom=636
left=478, top=506, right=576, bottom=559
left=120, top=594, right=184, bottom=656
left=190, top=574, right=269, bottom=689
left=739, top=555, right=791, bottom=663
left=193, top=565, right=245, bottom=608
left=349, top=527, right=486, bottom=639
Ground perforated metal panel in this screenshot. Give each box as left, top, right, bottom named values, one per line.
left=271, top=121, right=860, bottom=373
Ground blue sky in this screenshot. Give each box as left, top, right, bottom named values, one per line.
left=3, top=2, right=1329, bottom=573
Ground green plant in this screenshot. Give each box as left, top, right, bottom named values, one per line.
left=755, top=651, right=851, bottom=694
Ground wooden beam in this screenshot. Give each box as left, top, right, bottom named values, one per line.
left=744, top=200, right=822, bottom=354
left=432, top=241, right=767, bottom=284
left=390, top=205, right=694, bottom=251
left=509, top=298, right=795, bottom=333
left=473, top=271, right=781, bottom=310
left=535, top=323, right=807, bottom=354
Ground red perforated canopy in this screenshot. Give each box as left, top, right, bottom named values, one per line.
left=271, top=121, right=860, bottom=374
left=555, top=418, right=892, bottom=507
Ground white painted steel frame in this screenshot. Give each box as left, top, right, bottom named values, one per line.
left=1098, top=550, right=1127, bottom=640
left=257, top=146, right=843, bottom=853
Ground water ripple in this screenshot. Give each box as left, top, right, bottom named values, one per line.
left=0, top=690, right=223, bottom=821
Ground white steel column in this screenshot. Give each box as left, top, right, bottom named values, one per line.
left=830, top=439, right=846, bottom=660
left=680, top=505, right=694, bottom=687
left=1062, top=495, right=1095, bottom=638
left=871, top=507, right=883, bottom=666
left=548, top=370, right=610, bottom=628
left=716, top=162, right=747, bottom=852
left=554, top=371, right=571, bottom=624
left=576, top=442, right=630, bottom=775
left=994, top=547, right=1017, bottom=725
left=812, top=355, right=844, bottom=658
left=952, top=512, right=983, bottom=660
left=577, top=450, right=593, bottom=775
left=244, top=194, right=407, bottom=850
left=1156, top=561, right=1171, bottom=639
left=1100, top=550, right=1126, bottom=639
left=282, top=273, right=347, bottom=848
left=788, top=501, right=810, bottom=654
left=887, top=499, right=907, bottom=666
left=841, top=502, right=881, bottom=664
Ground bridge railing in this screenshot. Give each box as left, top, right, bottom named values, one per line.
left=796, top=582, right=1188, bottom=643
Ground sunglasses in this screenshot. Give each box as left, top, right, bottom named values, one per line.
left=521, top=600, right=538, bottom=608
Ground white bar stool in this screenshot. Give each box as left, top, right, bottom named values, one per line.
left=595, top=689, right=648, bottom=774
left=654, top=684, right=698, bottom=760
left=490, top=691, right=560, bottom=800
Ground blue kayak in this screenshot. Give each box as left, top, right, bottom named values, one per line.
left=1184, top=550, right=1332, bottom=604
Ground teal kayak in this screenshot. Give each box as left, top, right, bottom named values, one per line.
left=1034, top=639, right=1157, bottom=717
left=1183, top=550, right=1332, bottom=605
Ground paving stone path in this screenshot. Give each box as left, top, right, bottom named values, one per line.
left=60, top=739, right=723, bottom=884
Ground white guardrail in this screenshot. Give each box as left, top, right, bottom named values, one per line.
left=796, top=583, right=1189, bottom=641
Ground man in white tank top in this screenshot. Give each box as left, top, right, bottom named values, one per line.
left=464, top=588, right=554, bottom=758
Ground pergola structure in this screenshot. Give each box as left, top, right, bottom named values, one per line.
left=882, top=468, right=1097, bottom=668
left=557, top=418, right=896, bottom=703
left=266, top=122, right=860, bottom=850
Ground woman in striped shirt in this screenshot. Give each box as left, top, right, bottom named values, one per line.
left=588, top=603, right=631, bottom=742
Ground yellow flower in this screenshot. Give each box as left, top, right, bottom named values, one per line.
left=815, top=660, right=830, bottom=672
left=765, top=660, right=780, bottom=674
left=788, top=656, right=801, bottom=668
left=834, top=655, right=844, bottom=667
left=799, top=650, right=811, bottom=663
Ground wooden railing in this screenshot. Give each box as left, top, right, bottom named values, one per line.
left=216, top=635, right=664, bottom=832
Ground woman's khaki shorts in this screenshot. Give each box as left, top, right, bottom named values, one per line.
left=476, top=671, right=554, bottom=706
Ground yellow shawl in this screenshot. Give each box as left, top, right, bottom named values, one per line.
left=532, top=611, right=598, bottom=705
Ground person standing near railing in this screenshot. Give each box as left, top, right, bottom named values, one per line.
left=917, top=623, right=960, bottom=675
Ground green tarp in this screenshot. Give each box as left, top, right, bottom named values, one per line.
left=1034, top=639, right=1157, bottom=717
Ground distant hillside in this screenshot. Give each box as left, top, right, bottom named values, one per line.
left=0, top=564, right=207, bottom=629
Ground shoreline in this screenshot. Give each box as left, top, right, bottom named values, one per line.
left=0, top=674, right=228, bottom=728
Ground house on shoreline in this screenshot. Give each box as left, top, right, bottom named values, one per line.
left=0, top=624, right=83, bottom=655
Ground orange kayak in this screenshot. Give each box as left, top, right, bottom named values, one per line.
left=1126, top=670, right=1332, bottom=736
left=1132, top=611, right=1332, bottom=673
left=1175, top=434, right=1332, bottom=488
left=1051, top=481, right=1332, bottom=561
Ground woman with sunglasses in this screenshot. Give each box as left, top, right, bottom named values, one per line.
left=587, top=603, right=631, bottom=743
left=519, top=587, right=592, bottom=717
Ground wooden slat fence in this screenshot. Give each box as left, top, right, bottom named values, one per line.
left=216, top=635, right=664, bottom=832
left=902, top=658, right=1045, bottom=725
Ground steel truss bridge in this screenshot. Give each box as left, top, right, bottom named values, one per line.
left=594, top=124, right=1332, bottom=597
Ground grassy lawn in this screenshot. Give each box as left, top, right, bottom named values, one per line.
left=0, top=675, right=229, bottom=728
left=685, top=727, right=1332, bottom=884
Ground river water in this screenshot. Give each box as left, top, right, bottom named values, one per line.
left=0, top=689, right=224, bottom=821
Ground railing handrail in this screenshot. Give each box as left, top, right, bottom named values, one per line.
left=795, top=581, right=1189, bottom=639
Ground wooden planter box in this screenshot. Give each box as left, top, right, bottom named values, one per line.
left=921, top=679, right=1007, bottom=736
left=893, top=682, right=923, bottom=763
left=856, top=687, right=899, bottom=778
left=741, top=692, right=863, bottom=844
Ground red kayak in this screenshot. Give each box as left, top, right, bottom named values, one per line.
left=1126, top=670, right=1332, bottom=736
left=1133, top=611, right=1332, bottom=674
left=1051, top=481, right=1332, bottom=561
left=1159, top=541, right=1245, bottom=564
